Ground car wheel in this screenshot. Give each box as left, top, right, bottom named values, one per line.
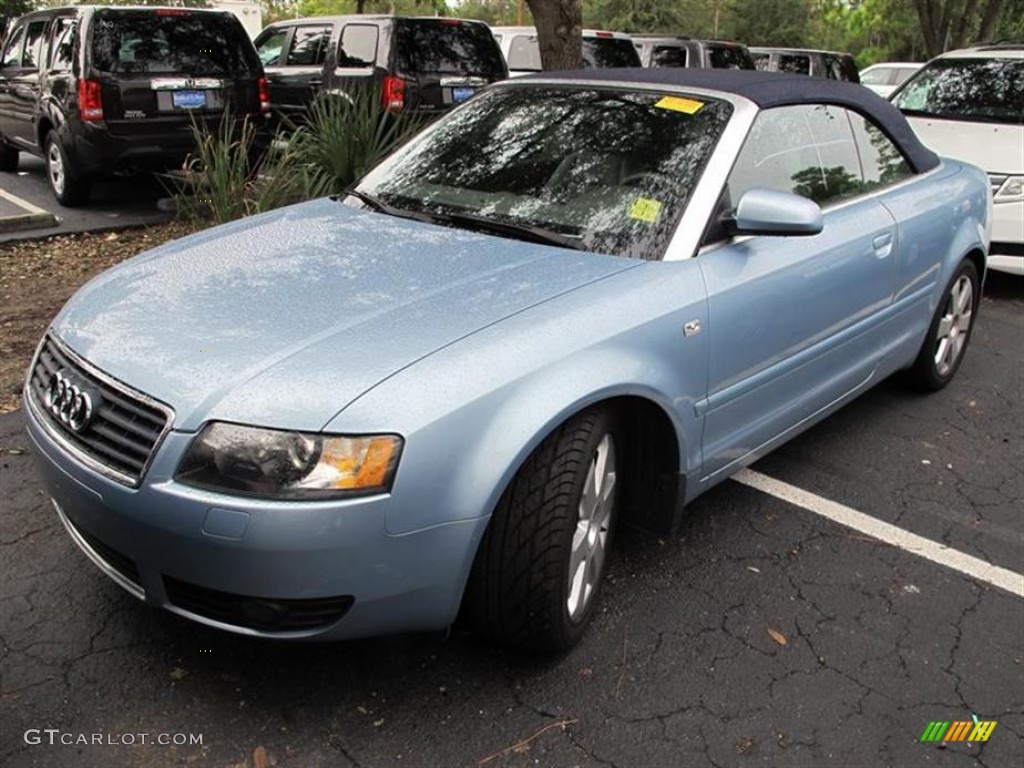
left=907, top=259, right=979, bottom=391
left=0, top=143, right=17, bottom=172
left=467, top=406, right=620, bottom=652
left=45, top=131, right=90, bottom=207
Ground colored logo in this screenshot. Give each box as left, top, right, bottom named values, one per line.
left=921, top=718, right=997, bottom=743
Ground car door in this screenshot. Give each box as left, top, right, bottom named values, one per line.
left=257, top=23, right=331, bottom=120
left=327, top=23, right=379, bottom=103
left=698, top=104, right=899, bottom=481
left=5, top=17, right=48, bottom=146
left=0, top=21, right=27, bottom=141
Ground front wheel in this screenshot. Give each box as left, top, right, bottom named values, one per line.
left=906, top=259, right=979, bottom=391
left=466, top=406, right=621, bottom=652
left=45, top=131, right=90, bottom=207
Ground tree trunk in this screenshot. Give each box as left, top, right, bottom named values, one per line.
left=977, top=0, right=1006, bottom=42
left=526, top=0, right=583, bottom=71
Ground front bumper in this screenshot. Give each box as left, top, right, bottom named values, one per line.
left=989, top=199, right=1024, bottom=276
left=25, top=396, right=485, bottom=641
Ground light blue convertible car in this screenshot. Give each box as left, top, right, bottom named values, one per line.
left=25, top=70, right=990, bottom=651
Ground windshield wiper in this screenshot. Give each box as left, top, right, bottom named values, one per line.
left=343, top=191, right=587, bottom=251
left=427, top=209, right=587, bottom=251
left=341, top=189, right=437, bottom=226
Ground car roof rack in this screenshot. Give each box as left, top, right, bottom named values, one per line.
left=969, top=39, right=1024, bottom=49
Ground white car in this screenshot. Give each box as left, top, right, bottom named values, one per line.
left=893, top=45, right=1023, bottom=276
left=859, top=61, right=920, bottom=97
left=489, top=26, right=640, bottom=76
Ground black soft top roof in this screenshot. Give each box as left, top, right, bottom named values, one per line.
left=524, top=68, right=940, bottom=173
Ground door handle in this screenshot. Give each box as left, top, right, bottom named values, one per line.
left=308, top=78, right=323, bottom=86
left=872, top=232, right=893, bottom=258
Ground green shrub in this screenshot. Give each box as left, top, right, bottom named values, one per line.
left=171, top=89, right=426, bottom=225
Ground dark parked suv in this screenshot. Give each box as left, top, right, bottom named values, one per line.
left=253, top=15, right=507, bottom=122
left=0, top=5, right=269, bottom=206
left=749, top=47, right=860, bottom=82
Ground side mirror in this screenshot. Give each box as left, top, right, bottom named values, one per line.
left=729, top=187, right=823, bottom=237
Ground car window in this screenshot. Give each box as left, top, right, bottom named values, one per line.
left=583, top=37, right=641, bottom=68
left=358, top=86, right=733, bottom=260
left=708, top=44, right=753, bottom=70
left=22, top=20, right=47, bottom=69
left=255, top=27, right=287, bottom=66
left=848, top=111, right=913, bottom=189
left=728, top=104, right=864, bottom=207
left=778, top=53, right=810, bottom=75
left=892, top=57, right=1023, bottom=124
left=891, top=67, right=916, bottom=86
left=90, top=9, right=259, bottom=75
left=339, top=24, right=377, bottom=67
left=1, top=24, right=25, bottom=68
left=860, top=67, right=890, bottom=85
left=751, top=51, right=771, bottom=71
left=824, top=54, right=844, bottom=80
left=651, top=45, right=688, bottom=68
left=48, top=17, right=75, bottom=71
left=507, top=34, right=541, bottom=71
left=395, top=19, right=505, bottom=77
left=286, top=25, right=329, bottom=67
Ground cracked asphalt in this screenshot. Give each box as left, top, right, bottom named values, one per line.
left=1, top=273, right=1021, bottom=768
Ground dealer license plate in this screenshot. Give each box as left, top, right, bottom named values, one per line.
left=172, top=90, right=206, bottom=109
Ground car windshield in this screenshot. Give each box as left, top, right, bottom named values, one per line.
left=355, top=85, right=732, bottom=260
left=893, top=58, right=1023, bottom=124
left=90, top=10, right=258, bottom=75
left=583, top=37, right=642, bottom=68
left=395, top=19, right=505, bottom=77
left=708, top=44, right=753, bottom=70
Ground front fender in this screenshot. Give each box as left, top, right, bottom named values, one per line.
left=329, top=258, right=711, bottom=537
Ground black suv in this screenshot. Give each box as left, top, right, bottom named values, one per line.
left=632, top=36, right=755, bottom=70
left=0, top=5, right=269, bottom=206
left=253, top=15, right=507, bottom=123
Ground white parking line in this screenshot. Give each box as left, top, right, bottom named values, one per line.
left=0, top=187, right=49, bottom=216
left=734, top=468, right=1024, bottom=598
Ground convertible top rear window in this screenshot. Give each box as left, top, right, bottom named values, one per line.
left=356, top=86, right=732, bottom=260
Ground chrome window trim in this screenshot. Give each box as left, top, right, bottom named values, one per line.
left=25, top=332, right=176, bottom=488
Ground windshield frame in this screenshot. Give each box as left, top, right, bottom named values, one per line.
left=355, top=78, right=756, bottom=263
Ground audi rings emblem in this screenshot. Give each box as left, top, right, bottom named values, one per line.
left=44, top=369, right=101, bottom=433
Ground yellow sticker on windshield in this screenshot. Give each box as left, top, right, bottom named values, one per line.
left=629, top=197, right=663, bottom=223
left=654, top=96, right=704, bottom=114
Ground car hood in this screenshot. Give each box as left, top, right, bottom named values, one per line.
left=53, top=199, right=637, bottom=432
left=905, top=116, right=1024, bottom=173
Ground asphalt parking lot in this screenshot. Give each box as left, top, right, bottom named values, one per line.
left=0, top=157, right=170, bottom=244
left=1, top=272, right=1021, bottom=768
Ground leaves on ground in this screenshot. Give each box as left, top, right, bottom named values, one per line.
left=767, top=627, right=788, bottom=646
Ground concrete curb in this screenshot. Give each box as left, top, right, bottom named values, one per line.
left=0, top=210, right=59, bottom=234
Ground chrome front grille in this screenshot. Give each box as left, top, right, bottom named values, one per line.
left=989, top=174, right=1008, bottom=197
left=27, top=335, right=173, bottom=485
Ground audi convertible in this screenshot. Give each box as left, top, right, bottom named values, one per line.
left=25, top=70, right=990, bottom=651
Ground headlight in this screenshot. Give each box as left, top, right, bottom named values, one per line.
left=175, top=422, right=403, bottom=499
left=994, top=175, right=1023, bottom=203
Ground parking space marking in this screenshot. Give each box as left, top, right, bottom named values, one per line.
left=0, top=186, right=50, bottom=215
left=734, top=468, right=1024, bottom=598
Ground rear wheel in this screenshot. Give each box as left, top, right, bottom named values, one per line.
left=907, top=259, right=979, bottom=391
left=0, top=142, right=17, bottom=172
left=45, top=131, right=90, bottom=207
left=467, top=406, right=621, bottom=652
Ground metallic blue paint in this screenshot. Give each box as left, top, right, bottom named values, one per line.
left=24, top=113, right=990, bottom=641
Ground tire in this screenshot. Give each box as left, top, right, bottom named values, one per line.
left=466, top=406, right=621, bottom=652
left=906, top=259, right=979, bottom=391
left=0, top=142, right=17, bottom=172
left=45, top=131, right=90, bottom=207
